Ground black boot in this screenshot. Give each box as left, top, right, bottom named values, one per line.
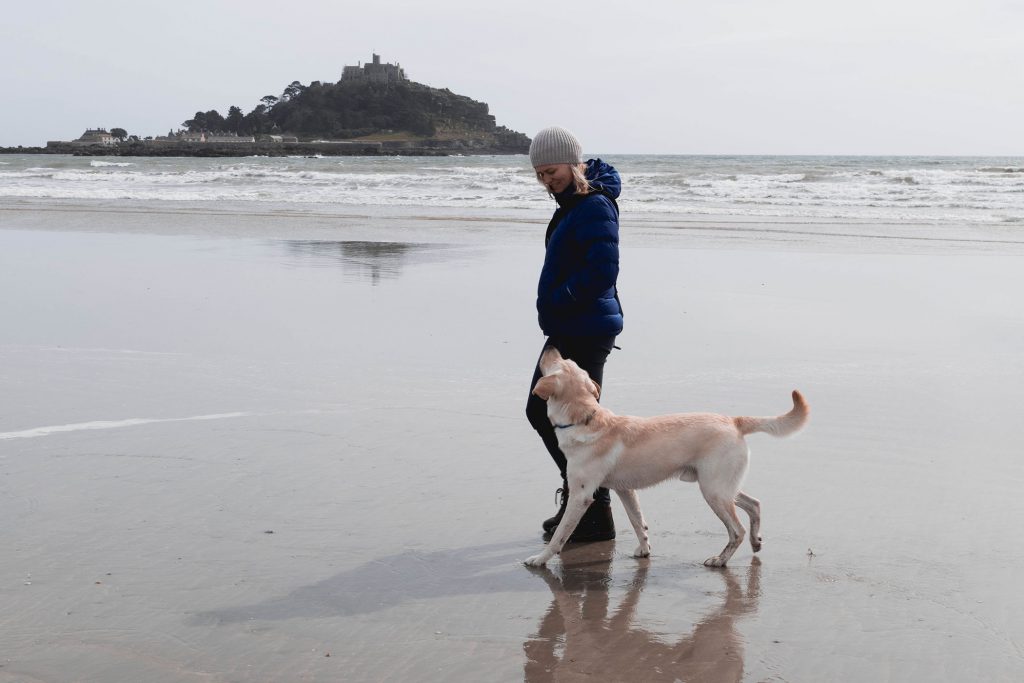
left=567, top=499, right=615, bottom=543
left=543, top=492, right=616, bottom=543
left=541, top=482, right=568, bottom=534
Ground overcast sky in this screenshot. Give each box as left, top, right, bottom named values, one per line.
left=2, top=0, right=1022, bottom=154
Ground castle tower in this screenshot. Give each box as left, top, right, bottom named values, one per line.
left=341, top=53, right=407, bottom=84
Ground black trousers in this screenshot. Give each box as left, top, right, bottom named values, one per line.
left=526, top=335, right=616, bottom=504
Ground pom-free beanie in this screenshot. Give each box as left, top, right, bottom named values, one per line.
left=529, top=126, right=583, bottom=167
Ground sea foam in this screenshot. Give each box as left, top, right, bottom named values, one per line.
left=1, top=154, right=1022, bottom=224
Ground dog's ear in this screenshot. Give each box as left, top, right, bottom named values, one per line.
left=532, top=375, right=558, bottom=400
left=589, top=380, right=601, bottom=400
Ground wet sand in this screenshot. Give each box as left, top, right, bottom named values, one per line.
left=2, top=202, right=1023, bottom=681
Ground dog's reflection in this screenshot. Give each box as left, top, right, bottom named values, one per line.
left=524, top=547, right=761, bottom=683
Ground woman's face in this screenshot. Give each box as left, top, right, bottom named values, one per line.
left=534, top=164, right=573, bottom=195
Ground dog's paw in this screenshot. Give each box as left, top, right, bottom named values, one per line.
left=633, top=544, right=651, bottom=558
left=524, top=554, right=548, bottom=567
left=703, top=555, right=728, bottom=568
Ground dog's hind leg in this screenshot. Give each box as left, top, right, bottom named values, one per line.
left=735, top=491, right=762, bottom=553
left=700, top=484, right=747, bottom=568
left=614, top=489, right=650, bottom=557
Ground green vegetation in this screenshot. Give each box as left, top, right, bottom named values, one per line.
left=182, top=78, right=527, bottom=145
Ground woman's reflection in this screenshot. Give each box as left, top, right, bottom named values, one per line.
left=524, top=548, right=761, bottom=682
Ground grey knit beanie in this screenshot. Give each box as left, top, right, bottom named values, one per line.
left=529, top=126, right=583, bottom=167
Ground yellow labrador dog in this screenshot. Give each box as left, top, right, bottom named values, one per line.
left=525, top=347, right=808, bottom=568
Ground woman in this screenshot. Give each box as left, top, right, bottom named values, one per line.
left=525, top=126, right=624, bottom=542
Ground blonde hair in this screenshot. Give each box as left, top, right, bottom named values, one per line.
left=539, top=163, right=592, bottom=197
left=569, top=163, right=592, bottom=195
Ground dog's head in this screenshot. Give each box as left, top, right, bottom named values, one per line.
left=532, top=347, right=602, bottom=408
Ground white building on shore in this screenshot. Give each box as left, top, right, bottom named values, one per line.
left=72, top=128, right=116, bottom=146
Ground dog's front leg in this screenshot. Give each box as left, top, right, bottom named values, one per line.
left=524, top=490, right=594, bottom=567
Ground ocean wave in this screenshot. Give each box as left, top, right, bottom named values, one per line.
left=796, top=171, right=834, bottom=182
left=2, top=154, right=1022, bottom=224
left=0, top=182, right=1013, bottom=222
left=979, top=166, right=1024, bottom=174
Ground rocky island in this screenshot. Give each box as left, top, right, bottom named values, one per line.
left=6, top=54, right=530, bottom=157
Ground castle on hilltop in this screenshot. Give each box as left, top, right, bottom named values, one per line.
left=341, top=53, right=407, bottom=85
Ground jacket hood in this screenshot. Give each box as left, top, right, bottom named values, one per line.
left=584, top=158, right=621, bottom=199
left=554, top=158, right=621, bottom=205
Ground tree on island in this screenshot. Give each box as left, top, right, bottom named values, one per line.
left=110, top=128, right=128, bottom=142
left=281, top=81, right=306, bottom=102
left=243, top=104, right=271, bottom=136
left=177, top=74, right=530, bottom=150
left=225, top=106, right=245, bottom=133
left=182, top=110, right=227, bottom=132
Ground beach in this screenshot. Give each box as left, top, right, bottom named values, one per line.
left=2, top=181, right=1024, bottom=681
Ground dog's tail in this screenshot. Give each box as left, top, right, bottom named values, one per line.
left=734, top=390, right=809, bottom=437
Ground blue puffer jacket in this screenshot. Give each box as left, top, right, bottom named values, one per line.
left=536, top=158, right=624, bottom=337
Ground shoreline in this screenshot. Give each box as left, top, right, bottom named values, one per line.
left=4, top=196, right=1024, bottom=254
left=0, top=141, right=530, bottom=158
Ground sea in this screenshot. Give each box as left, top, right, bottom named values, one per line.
left=1, top=153, right=1023, bottom=226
